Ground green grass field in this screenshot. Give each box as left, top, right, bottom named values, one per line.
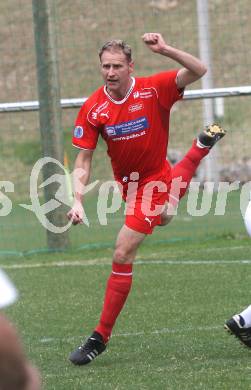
left=1, top=190, right=251, bottom=389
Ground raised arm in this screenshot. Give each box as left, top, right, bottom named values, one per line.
left=142, top=32, right=207, bottom=89
left=67, top=149, right=94, bottom=225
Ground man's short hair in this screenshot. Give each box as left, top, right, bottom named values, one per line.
left=99, top=40, right=132, bottom=63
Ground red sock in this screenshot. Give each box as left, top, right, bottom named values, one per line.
left=169, top=140, right=209, bottom=203
left=95, top=262, right=133, bottom=343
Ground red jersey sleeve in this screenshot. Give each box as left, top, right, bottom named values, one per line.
left=149, top=70, right=184, bottom=111
left=72, top=103, right=99, bottom=150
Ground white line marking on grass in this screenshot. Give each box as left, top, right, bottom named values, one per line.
left=1, top=259, right=111, bottom=269
left=39, top=325, right=221, bottom=344
left=149, top=246, right=249, bottom=258
left=195, top=246, right=247, bottom=252
left=137, top=259, right=251, bottom=265
left=2, top=258, right=251, bottom=270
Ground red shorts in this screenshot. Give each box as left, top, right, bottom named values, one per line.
left=118, top=163, right=172, bottom=235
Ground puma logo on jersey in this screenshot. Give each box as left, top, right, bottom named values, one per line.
left=100, top=111, right=109, bottom=119
left=145, top=217, right=154, bottom=226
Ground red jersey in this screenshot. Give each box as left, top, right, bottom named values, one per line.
left=72, top=70, right=183, bottom=180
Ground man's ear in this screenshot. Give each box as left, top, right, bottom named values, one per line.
left=129, top=61, right=134, bottom=74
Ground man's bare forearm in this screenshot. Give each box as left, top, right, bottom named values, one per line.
left=159, top=45, right=206, bottom=77
left=73, top=150, right=93, bottom=203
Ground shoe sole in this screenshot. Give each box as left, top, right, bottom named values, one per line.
left=206, top=124, right=226, bottom=137
left=198, top=123, right=226, bottom=148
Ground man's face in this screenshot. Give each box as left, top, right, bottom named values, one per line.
left=100, top=49, right=134, bottom=98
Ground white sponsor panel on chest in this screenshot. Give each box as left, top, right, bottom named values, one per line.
left=128, top=102, right=144, bottom=113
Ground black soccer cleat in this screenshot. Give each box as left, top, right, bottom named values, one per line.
left=224, top=315, right=251, bottom=348
left=69, top=331, right=106, bottom=365
left=197, top=123, right=226, bottom=148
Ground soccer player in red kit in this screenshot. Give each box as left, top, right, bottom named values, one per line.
left=67, top=33, right=226, bottom=365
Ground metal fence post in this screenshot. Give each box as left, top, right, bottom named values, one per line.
left=32, top=0, right=69, bottom=249
left=197, top=0, right=220, bottom=189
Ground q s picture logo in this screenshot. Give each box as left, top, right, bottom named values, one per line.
left=74, top=126, right=84, bottom=138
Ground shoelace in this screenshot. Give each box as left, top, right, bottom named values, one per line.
left=79, top=337, right=98, bottom=352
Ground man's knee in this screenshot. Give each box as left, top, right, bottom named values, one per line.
left=113, top=246, right=132, bottom=264
left=113, top=225, right=145, bottom=264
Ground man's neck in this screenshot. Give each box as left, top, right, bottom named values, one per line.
left=106, top=77, right=133, bottom=101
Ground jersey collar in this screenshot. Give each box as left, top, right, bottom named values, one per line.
left=104, top=77, right=135, bottom=104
